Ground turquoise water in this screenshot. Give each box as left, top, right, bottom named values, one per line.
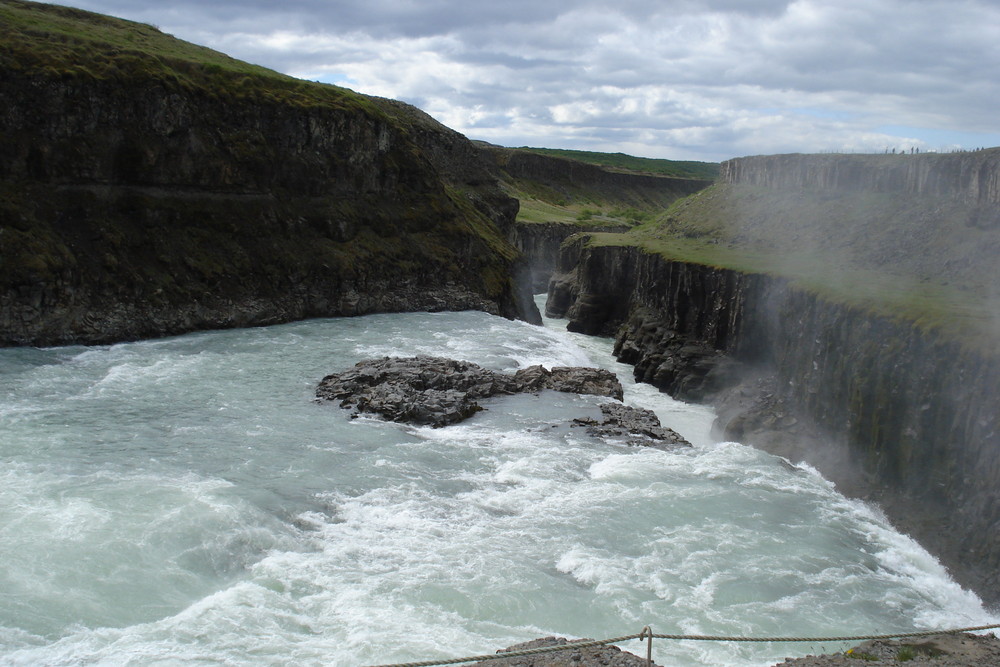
left=0, top=300, right=995, bottom=666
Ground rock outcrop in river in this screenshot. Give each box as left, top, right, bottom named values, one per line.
left=317, top=356, right=621, bottom=426
left=315, top=355, right=690, bottom=448
left=0, top=1, right=538, bottom=346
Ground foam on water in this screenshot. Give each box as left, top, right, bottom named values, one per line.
left=1, top=302, right=996, bottom=666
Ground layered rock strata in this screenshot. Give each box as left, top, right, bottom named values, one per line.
left=1, top=5, right=538, bottom=346
left=494, top=147, right=713, bottom=293
left=547, top=235, right=1000, bottom=606
left=723, top=150, right=1000, bottom=205
left=489, top=147, right=712, bottom=203
left=510, top=223, right=628, bottom=293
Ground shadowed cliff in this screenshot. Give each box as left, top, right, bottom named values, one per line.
left=0, top=0, right=538, bottom=346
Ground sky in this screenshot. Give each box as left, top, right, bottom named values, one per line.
left=51, top=0, right=1000, bottom=163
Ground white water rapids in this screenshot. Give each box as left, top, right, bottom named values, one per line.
left=1, top=297, right=995, bottom=666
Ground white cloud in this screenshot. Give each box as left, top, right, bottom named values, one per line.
left=51, top=0, right=1000, bottom=161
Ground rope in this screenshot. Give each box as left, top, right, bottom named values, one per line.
left=365, top=623, right=1000, bottom=667
left=647, top=623, right=1000, bottom=643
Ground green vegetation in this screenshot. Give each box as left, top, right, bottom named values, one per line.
left=503, top=180, right=646, bottom=228
left=512, top=196, right=647, bottom=228
left=501, top=164, right=703, bottom=227
left=0, top=0, right=377, bottom=114
left=518, top=147, right=719, bottom=180
left=579, top=180, right=1000, bottom=353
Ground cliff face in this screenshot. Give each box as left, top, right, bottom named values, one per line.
left=495, top=147, right=713, bottom=292
left=510, top=223, right=629, bottom=293
left=490, top=146, right=712, bottom=207
left=722, top=150, right=1000, bottom=205
left=0, top=3, right=537, bottom=346
left=547, top=153, right=1000, bottom=606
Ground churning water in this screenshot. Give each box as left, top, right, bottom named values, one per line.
left=1, top=297, right=996, bottom=666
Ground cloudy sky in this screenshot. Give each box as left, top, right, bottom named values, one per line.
left=53, top=0, right=1000, bottom=162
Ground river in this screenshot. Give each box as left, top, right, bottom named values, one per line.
left=1, top=297, right=994, bottom=666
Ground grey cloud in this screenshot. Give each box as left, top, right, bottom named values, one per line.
left=48, top=0, right=1000, bottom=160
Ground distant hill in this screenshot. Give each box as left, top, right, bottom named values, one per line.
left=517, top=147, right=719, bottom=181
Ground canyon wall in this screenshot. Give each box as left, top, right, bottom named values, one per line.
left=723, top=150, right=1000, bottom=205
left=0, top=5, right=538, bottom=346
left=509, top=223, right=628, bottom=293
left=494, top=148, right=712, bottom=204
left=547, top=153, right=1000, bottom=607
left=497, top=148, right=713, bottom=292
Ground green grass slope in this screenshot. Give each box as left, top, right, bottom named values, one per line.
left=591, top=179, right=1000, bottom=351
left=489, top=147, right=714, bottom=228
left=518, top=147, right=719, bottom=180
left=0, top=0, right=377, bottom=113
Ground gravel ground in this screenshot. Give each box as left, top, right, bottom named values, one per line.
left=772, top=633, right=1000, bottom=666
left=473, top=634, right=1000, bottom=667
left=471, top=637, right=660, bottom=666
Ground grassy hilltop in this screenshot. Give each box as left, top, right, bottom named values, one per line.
left=0, top=0, right=378, bottom=112
left=517, top=147, right=719, bottom=180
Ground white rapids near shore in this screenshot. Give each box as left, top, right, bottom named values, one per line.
left=0, top=296, right=995, bottom=666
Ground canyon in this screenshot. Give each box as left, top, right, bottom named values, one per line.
left=2, top=0, right=998, bottom=613
left=543, top=151, right=1000, bottom=607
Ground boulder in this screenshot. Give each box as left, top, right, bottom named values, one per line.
left=573, top=403, right=691, bottom=449
left=316, top=356, right=623, bottom=427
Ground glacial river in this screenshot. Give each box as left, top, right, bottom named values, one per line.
left=1, top=297, right=995, bottom=666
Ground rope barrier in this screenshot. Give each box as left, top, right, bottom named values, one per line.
left=365, top=622, right=1000, bottom=667
left=646, top=623, right=1000, bottom=643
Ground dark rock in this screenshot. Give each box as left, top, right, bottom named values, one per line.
left=508, top=223, right=629, bottom=294
left=316, top=356, right=623, bottom=426
left=574, top=402, right=691, bottom=449
left=544, top=366, right=624, bottom=400
left=614, top=307, right=744, bottom=402
left=472, top=636, right=662, bottom=667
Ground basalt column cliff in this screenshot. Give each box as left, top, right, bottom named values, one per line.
left=0, top=0, right=538, bottom=346
left=548, top=150, right=1000, bottom=606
